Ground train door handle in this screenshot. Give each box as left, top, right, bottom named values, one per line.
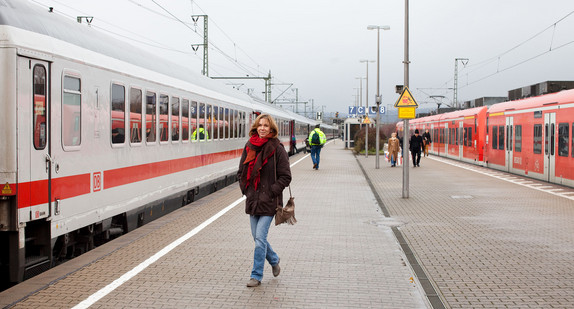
left=45, top=153, right=53, bottom=173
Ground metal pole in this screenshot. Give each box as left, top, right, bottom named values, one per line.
left=375, top=28, right=381, bottom=169
left=365, top=63, right=369, bottom=158
left=402, top=0, right=410, bottom=198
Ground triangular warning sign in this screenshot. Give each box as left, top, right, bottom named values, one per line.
left=394, top=87, right=419, bottom=107
left=363, top=116, right=371, bottom=124
left=2, top=182, right=12, bottom=195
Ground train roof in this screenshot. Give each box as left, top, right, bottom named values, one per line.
left=487, top=89, right=574, bottom=114
left=0, top=0, right=253, bottom=103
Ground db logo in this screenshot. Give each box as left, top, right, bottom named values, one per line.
left=93, top=172, right=102, bottom=192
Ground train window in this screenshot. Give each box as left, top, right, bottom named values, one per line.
left=111, top=84, right=125, bottom=145
left=129, top=88, right=142, bottom=144
left=492, top=126, right=498, bottom=149
left=228, top=109, right=234, bottom=138
left=62, top=75, right=82, bottom=147
left=213, top=106, right=220, bottom=140
left=234, top=110, right=239, bottom=138
left=468, top=128, right=473, bottom=147
left=191, top=101, right=197, bottom=141
left=474, top=118, right=477, bottom=134
left=498, top=126, right=505, bottom=150
left=241, top=112, right=246, bottom=138
left=225, top=108, right=230, bottom=139
left=182, top=99, right=190, bottom=141
left=515, top=125, right=522, bottom=152
left=146, top=91, right=157, bottom=143
left=33, top=65, right=47, bottom=150
left=171, top=97, right=180, bottom=142
left=507, top=125, right=513, bottom=151
left=558, top=123, right=569, bottom=157
left=551, top=124, right=555, bottom=156
left=218, top=106, right=224, bottom=139
left=198, top=103, right=206, bottom=141
left=159, top=94, right=169, bottom=142
left=206, top=104, right=213, bottom=141
left=572, top=123, right=574, bottom=158
left=533, top=124, right=542, bottom=154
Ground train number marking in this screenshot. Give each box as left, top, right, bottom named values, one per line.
left=93, top=172, right=102, bottom=192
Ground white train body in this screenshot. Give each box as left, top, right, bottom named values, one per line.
left=0, top=0, right=335, bottom=286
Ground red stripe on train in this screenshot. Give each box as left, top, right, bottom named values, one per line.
left=17, top=174, right=91, bottom=209
left=15, top=149, right=244, bottom=208
left=104, top=149, right=242, bottom=189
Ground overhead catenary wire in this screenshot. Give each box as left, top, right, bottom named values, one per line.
left=433, top=9, right=574, bottom=93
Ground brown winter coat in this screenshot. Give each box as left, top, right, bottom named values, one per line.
left=388, top=136, right=400, bottom=159
left=238, top=138, right=292, bottom=216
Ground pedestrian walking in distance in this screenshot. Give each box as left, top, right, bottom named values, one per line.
left=422, top=129, right=432, bottom=157
left=409, top=129, right=424, bottom=167
left=388, top=132, right=400, bottom=167
left=308, top=124, right=326, bottom=170
left=238, top=114, right=292, bottom=287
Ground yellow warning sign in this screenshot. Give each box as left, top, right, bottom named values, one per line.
left=2, top=183, right=12, bottom=195
left=398, top=107, right=416, bottom=119
left=394, top=87, right=419, bottom=108
left=363, top=116, right=371, bottom=124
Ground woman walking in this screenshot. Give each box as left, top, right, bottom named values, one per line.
left=238, top=114, right=292, bottom=287
left=388, top=132, right=400, bottom=167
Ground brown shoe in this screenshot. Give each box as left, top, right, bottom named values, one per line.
left=246, top=278, right=260, bottom=287
left=272, top=260, right=280, bottom=277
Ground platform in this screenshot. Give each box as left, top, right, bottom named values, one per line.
left=1, top=141, right=428, bottom=309
left=4, top=140, right=574, bottom=308
left=356, top=148, right=574, bottom=308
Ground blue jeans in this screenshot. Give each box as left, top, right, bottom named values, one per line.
left=310, top=145, right=322, bottom=168
left=249, top=215, right=279, bottom=281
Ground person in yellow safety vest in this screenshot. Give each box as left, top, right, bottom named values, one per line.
left=308, top=124, right=326, bottom=170
left=191, top=124, right=209, bottom=140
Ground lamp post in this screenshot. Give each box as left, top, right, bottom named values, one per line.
left=360, top=60, right=375, bottom=158
left=367, top=25, right=390, bottom=169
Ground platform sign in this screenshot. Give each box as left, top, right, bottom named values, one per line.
left=398, top=107, right=416, bottom=119
left=348, top=106, right=385, bottom=115
left=395, top=87, right=418, bottom=119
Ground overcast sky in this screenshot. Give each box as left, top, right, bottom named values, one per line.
left=33, top=0, right=574, bottom=117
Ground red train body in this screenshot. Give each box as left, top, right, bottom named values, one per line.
left=398, top=89, right=574, bottom=187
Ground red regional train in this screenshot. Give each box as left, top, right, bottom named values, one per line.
left=0, top=0, right=337, bottom=288
left=397, top=88, right=574, bottom=187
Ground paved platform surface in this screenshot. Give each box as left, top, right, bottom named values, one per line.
left=1, top=141, right=428, bottom=309
left=356, top=150, right=574, bottom=308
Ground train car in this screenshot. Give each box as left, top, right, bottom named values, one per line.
left=397, top=89, right=574, bottom=188
left=411, top=107, right=487, bottom=164
left=0, top=0, right=335, bottom=287
left=485, top=89, right=574, bottom=186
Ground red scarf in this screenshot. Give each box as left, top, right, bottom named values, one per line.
left=244, top=135, right=277, bottom=190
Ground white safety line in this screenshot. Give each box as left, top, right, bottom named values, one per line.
left=429, top=156, right=574, bottom=201
left=73, top=154, right=305, bottom=309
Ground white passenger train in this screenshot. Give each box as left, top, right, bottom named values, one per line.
left=0, top=0, right=337, bottom=287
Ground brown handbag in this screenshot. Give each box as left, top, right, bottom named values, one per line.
left=274, top=152, right=296, bottom=226
left=275, top=186, right=296, bottom=226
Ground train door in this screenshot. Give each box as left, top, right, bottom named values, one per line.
left=458, top=122, right=463, bottom=160
left=544, top=113, right=556, bottom=182
left=505, top=117, right=514, bottom=172
left=17, top=57, right=52, bottom=221
left=430, top=124, right=435, bottom=154
left=444, top=123, right=449, bottom=155
left=15, top=56, right=52, bottom=282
